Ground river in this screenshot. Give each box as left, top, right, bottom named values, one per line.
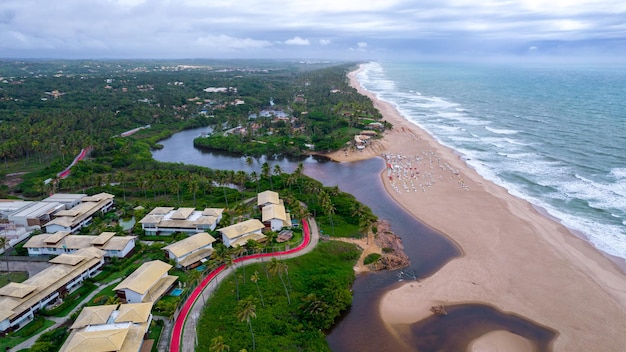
left=152, top=127, right=556, bottom=351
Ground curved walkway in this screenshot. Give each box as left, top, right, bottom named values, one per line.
left=170, top=218, right=319, bottom=352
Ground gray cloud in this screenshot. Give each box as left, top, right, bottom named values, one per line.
left=0, top=0, right=624, bottom=60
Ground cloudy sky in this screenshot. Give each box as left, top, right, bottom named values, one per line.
left=1, top=0, right=625, bottom=61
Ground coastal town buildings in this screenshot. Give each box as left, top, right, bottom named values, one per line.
left=113, top=260, right=177, bottom=304
left=59, top=302, right=154, bottom=352
left=0, top=247, right=105, bottom=333
left=23, top=231, right=136, bottom=258
left=138, top=207, right=223, bottom=236
left=162, top=232, right=216, bottom=269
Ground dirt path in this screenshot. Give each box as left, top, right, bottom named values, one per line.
left=330, top=232, right=381, bottom=274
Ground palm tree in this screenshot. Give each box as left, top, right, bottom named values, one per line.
left=300, top=293, right=329, bottom=323
left=249, top=171, right=259, bottom=193
left=116, top=171, right=126, bottom=201
left=225, top=255, right=239, bottom=300
left=286, top=173, right=297, bottom=192
left=245, top=156, right=254, bottom=173
left=105, top=295, right=120, bottom=305
left=268, top=258, right=291, bottom=304
left=250, top=271, right=265, bottom=308
left=319, top=191, right=335, bottom=235
left=293, top=162, right=304, bottom=193
left=209, top=335, right=230, bottom=352
left=105, top=173, right=113, bottom=193
left=261, top=162, right=271, bottom=190
left=169, top=173, right=182, bottom=205
left=234, top=171, right=247, bottom=202
left=188, top=177, right=200, bottom=206
left=273, top=164, right=282, bottom=178
left=0, top=236, right=10, bottom=272
left=232, top=245, right=248, bottom=282
left=138, top=175, right=148, bottom=199
left=236, top=296, right=257, bottom=351
left=188, top=268, right=203, bottom=288
left=247, top=240, right=268, bottom=278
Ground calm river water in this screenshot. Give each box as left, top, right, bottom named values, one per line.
left=152, top=127, right=556, bottom=351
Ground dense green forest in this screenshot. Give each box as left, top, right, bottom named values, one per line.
left=0, top=59, right=382, bottom=351
left=1, top=59, right=387, bottom=170
left=194, top=64, right=388, bottom=155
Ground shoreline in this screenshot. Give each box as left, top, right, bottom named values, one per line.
left=340, top=64, right=626, bottom=351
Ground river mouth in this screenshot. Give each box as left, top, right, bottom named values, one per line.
left=396, top=303, right=557, bottom=352
left=152, top=127, right=557, bottom=352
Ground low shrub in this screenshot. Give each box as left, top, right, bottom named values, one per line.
left=363, top=253, right=381, bottom=265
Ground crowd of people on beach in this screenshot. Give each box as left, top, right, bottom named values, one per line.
left=383, top=151, right=470, bottom=194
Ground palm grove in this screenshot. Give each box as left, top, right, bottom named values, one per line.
left=0, top=59, right=378, bottom=351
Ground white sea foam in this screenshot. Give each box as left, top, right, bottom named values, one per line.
left=358, top=61, right=626, bottom=260
left=485, top=126, right=520, bottom=135
left=504, top=138, right=532, bottom=146
left=610, top=168, right=626, bottom=180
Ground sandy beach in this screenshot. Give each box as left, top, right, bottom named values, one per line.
left=337, top=65, right=626, bottom=351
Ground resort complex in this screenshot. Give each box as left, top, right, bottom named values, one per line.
left=0, top=247, right=105, bottom=333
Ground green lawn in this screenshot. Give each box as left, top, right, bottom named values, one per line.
left=0, top=271, right=29, bottom=288
left=42, top=282, right=98, bottom=317
left=0, top=316, right=55, bottom=351
left=87, top=282, right=121, bottom=306
left=317, top=217, right=361, bottom=238
left=148, top=320, right=165, bottom=352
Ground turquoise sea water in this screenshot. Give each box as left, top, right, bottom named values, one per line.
left=358, top=61, right=626, bottom=261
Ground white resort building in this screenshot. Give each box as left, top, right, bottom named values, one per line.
left=257, top=190, right=280, bottom=208
left=43, top=193, right=115, bottom=234
left=162, top=232, right=216, bottom=269
left=262, top=203, right=291, bottom=232
left=0, top=247, right=105, bottom=333
left=114, top=260, right=177, bottom=304
left=257, top=190, right=292, bottom=232
left=218, top=219, right=266, bottom=248
left=59, top=302, right=154, bottom=352
left=23, top=231, right=136, bottom=258
left=139, top=207, right=223, bottom=236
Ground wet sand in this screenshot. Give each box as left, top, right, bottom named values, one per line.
left=331, top=65, right=626, bottom=351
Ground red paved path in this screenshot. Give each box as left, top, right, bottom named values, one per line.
left=170, top=220, right=311, bottom=352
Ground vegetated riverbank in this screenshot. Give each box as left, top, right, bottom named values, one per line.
left=196, top=241, right=360, bottom=352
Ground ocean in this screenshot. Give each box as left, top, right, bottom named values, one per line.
left=357, top=61, right=626, bottom=261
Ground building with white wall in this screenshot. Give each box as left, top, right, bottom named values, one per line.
left=24, top=231, right=136, bottom=258
left=114, top=260, right=177, bottom=304
left=262, top=203, right=291, bottom=232
left=44, top=193, right=115, bottom=234
left=0, top=247, right=105, bottom=333
left=218, top=219, right=266, bottom=248
left=59, top=302, right=153, bottom=352
left=163, top=232, right=216, bottom=269
left=139, top=207, right=223, bottom=236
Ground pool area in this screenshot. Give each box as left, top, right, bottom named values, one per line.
left=170, top=288, right=183, bottom=297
